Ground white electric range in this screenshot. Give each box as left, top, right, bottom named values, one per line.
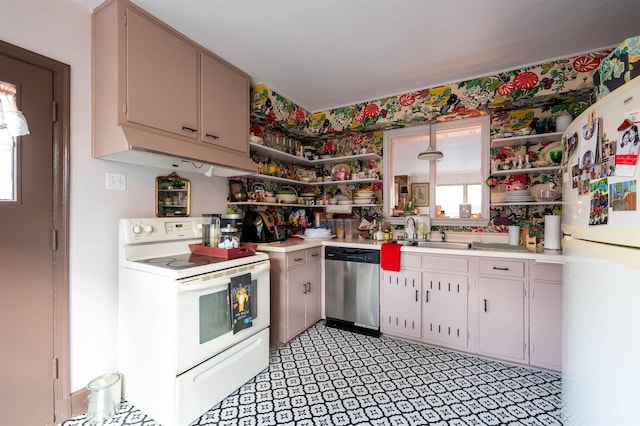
left=118, top=217, right=270, bottom=426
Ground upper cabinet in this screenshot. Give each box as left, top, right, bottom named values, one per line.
left=201, top=53, right=249, bottom=155
left=125, top=7, right=199, bottom=139
left=92, top=0, right=254, bottom=176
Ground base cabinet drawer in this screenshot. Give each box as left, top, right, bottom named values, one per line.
left=479, top=258, right=525, bottom=278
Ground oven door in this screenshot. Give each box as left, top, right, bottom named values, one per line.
left=176, top=260, right=270, bottom=374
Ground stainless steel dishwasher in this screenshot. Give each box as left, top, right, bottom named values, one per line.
left=324, top=246, right=380, bottom=336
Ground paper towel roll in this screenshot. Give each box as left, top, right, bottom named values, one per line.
left=544, top=215, right=562, bottom=250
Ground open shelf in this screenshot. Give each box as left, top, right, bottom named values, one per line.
left=250, top=142, right=381, bottom=165
left=246, top=173, right=381, bottom=186
left=491, top=166, right=561, bottom=176
left=228, top=201, right=381, bottom=208
left=491, top=131, right=563, bottom=148
left=491, top=201, right=565, bottom=206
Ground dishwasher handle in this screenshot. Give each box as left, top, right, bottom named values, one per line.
left=325, top=246, right=380, bottom=264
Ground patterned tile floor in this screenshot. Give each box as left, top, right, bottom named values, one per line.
left=60, top=321, right=562, bottom=426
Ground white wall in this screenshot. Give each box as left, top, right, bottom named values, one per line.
left=1, top=0, right=229, bottom=391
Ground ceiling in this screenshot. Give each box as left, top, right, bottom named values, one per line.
left=72, top=0, right=640, bottom=112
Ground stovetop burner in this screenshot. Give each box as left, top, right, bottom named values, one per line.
left=135, top=253, right=230, bottom=270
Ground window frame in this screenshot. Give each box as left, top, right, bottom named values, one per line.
left=383, top=115, right=490, bottom=226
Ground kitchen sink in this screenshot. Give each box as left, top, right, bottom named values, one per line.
left=413, top=241, right=472, bottom=250
left=393, top=240, right=472, bottom=249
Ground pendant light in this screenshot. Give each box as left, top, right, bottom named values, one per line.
left=417, top=145, right=443, bottom=161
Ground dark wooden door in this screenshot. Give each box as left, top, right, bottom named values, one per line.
left=0, top=52, right=56, bottom=426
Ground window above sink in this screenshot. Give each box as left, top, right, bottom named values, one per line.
left=383, top=116, right=490, bottom=226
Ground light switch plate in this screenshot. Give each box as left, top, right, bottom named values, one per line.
left=106, top=172, right=126, bottom=190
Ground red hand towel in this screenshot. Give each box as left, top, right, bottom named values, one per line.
left=380, top=243, right=401, bottom=271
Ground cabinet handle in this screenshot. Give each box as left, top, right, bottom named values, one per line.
left=415, top=290, right=418, bottom=302
left=302, top=282, right=307, bottom=294
left=311, top=253, right=320, bottom=257
left=426, top=291, right=430, bottom=303
left=205, top=133, right=220, bottom=140
left=294, top=257, right=304, bottom=262
left=484, top=299, right=488, bottom=312
left=306, top=282, right=311, bottom=293
left=493, top=266, right=509, bottom=271
left=182, top=126, right=197, bottom=133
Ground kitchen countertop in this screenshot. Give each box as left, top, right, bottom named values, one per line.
left=255, top=238, right=565, bottom=263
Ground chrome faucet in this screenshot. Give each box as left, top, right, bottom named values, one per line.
left=441, top=229, right=446, bottom=242
left=405, top=217, right=417, bottom=240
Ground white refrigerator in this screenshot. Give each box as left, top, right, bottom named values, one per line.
left=561, top=76, right=640, bottom=425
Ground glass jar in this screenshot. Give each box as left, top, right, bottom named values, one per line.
left=219, top=224, right=240, bottom=248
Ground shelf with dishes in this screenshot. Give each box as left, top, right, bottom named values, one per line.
left=246, top=173, right=382, bottom=186
left=250, top=142, right=381, bottom=165
left=490, top=201, right=565, bottom=206
left=228, top=201, right=382, bottom=208
left=491, top=166, right=561, bottom=176
left=491, top=131, right=563, bottom=148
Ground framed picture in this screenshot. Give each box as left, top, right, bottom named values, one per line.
left=411, top=183, right=429, bottom=207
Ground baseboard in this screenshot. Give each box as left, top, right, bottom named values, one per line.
left=70, top=388, right=88, bottom=418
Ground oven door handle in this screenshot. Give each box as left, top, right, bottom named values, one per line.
left=178, top=261, right=269, bottom=293
left=178, top=278, right=230, bottom=293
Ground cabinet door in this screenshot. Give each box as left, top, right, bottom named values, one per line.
left=530, top=280, right=562, bottom=371
left=304, top=259, right=322, bottom=328
left=477, top=277, right=526, bottom=362
left=422, top=272, right=468, bottom=349
left=286, top=266, right=309, bottom=341
left=380, top=270, right=421, bottom=339
left=125, top=7, right=198, bottom=138
left=201, top=52, right=249, bottom=154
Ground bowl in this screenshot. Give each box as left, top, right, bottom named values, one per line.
left=275, top=193, right=297, bottom=203
left=354, top=191, right=374, bottom=198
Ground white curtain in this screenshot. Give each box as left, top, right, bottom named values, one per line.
left=0, top=83, right=30, bottom=138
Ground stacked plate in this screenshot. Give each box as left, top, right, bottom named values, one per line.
left=303, top=227, right=333, bottom=240
left=504, top=189, right=535, bottom=202
left=354, top=190, right=375, bottom=204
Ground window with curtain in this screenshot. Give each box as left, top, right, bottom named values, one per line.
left=0, top=82, right=30, bottom=201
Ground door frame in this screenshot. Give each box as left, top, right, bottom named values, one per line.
left=0, top=40, right=71, bottom=423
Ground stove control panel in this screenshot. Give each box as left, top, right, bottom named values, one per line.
left=120, top=217, right=207, bottom=244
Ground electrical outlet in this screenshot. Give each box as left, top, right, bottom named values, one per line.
left=106, top=172, right=126, bottom=190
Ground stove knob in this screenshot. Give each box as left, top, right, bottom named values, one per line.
left=143, top=225, right=153, bottom=233
left=132, top=225, right=142, bottom=234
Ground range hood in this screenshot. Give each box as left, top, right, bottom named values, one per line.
left=93, top=125, right=256, bottom=178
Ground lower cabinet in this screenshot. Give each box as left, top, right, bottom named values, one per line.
left=529, top=262, right=562, bottom=371
left=422, top=255, right=469, bottom=350
left=266, top=247, right=322, bottom=347
left=476, top=258, right=528, bottom=364
left=380, top=265, right=422, bottom=340
left=380, top=253, right=562, bottom=372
